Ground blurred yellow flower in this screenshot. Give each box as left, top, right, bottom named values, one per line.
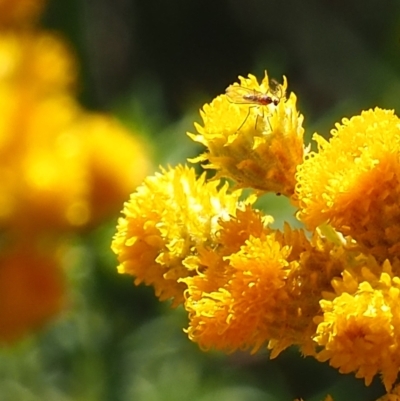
left=0, top=4, right=152, bottom=342
left=0, top=32, right=77, bottom=94
left=0, top=94, right=89, bottom=229
left=0, top=32, right=150, bottom=231
left=81, top=114, right=151, bottom=224
left=296, top=108, right=400, bottom=262
left=189, top=72, right=305, bottom=196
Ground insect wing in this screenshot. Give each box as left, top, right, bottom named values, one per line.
left=225, top=85, right=261, bottom=104
left=269, top=79, right=286, bottom=100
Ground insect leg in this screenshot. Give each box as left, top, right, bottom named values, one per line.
left=255, top=108, right=272, bottom=132
left=265, top=113, right=272, bottom=132
left=236, top=106, right=256, bottom=133
left=255, top=111, right=262, bottom=131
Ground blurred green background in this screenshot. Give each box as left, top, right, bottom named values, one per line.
left=1, top=0, right=399, bottom=400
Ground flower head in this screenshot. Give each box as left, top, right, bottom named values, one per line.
left=79, top=113, right=151, bottom=224
left=0, top=32, right=150, bottom=231
left=295, top=108, right=400, bottom=262
left=0, top=32, right=77, bottom=96
left=188, top=72, right=305, bottom=196
left=111, top=165, right=251, bottom=307
left=182, top=232, right=292, bottom=354
left=314, top=262, right=400, bottom=391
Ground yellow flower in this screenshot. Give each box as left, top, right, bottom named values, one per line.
left=0, top=32, right=79, bottom=190
left=0, top=94, right=88, bottom=229
left=111, top=165, right=249, bottom=307
left=0, top=32, right=77, bottom=95
left=295, top=108, right=400, bottom=262
left=188, top=72, right=305, bottom=196
left=0, top=99, right=150, bottom=232
left=0, top=32, right=77, bottom=157
left=314, top=261, right=400, bottom=391
left=78, top=113, right=151, bottom=224
left=0, top=32, right=150, bottom=231
left=0, top=0, right=152, bottom=344
left=182, top=232, right=292, bottom=354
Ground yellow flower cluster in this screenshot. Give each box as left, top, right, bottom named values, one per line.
left=112, top=70, right=400, bottom=396
left=0, top=0, right=150, bottom=342
left=0, top=32, right=151, bottom=232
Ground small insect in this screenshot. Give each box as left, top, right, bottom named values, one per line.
left=225, top=86, right=279, bottom=107
left=225, top=79, right=285, bottom=132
